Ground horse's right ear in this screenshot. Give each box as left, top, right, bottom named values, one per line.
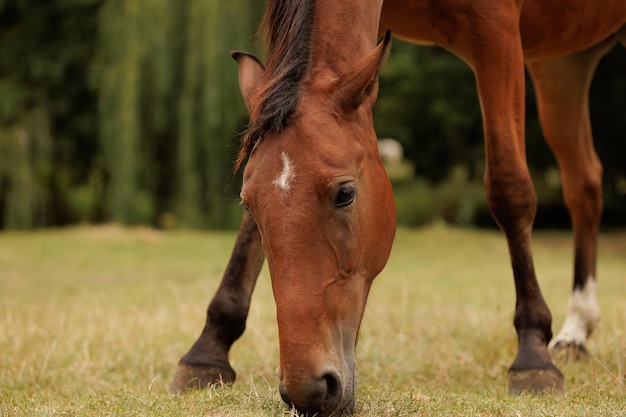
left=231, top=51, right=265, bottom=114
left=331, top=30, right=391, bottom=114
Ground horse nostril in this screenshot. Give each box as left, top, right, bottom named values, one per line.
left=321, top=370, right=342, bottom=411
left=278, top=369, right=344, bottom=416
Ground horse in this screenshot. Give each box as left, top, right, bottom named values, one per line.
left=170, top=1, right=626, bottom=415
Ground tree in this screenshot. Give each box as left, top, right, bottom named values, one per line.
left=95, top=0, right=262, bottom=228
left=375, top=41, right=483, bottom=183
left=0, top=0, right=101, bottom=229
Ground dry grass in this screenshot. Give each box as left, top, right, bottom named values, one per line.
left=1, top=224, right=625, bottom=416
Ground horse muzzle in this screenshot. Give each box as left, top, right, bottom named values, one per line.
left=277, top=364, right=355, bottom=416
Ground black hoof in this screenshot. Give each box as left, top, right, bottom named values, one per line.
left=508, top=367, right=564, bottom=395
left=169, top=363, right=236, bottom=394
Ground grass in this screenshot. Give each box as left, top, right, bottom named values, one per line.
left=1, top=224, right=625, bottom=416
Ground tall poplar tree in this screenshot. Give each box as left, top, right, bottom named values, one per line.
left=95, top=0, right=260, bottom=228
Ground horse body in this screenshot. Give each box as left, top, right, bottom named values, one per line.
left=381, top=0, right=626, bottom=58
left=171, top=1, right=625, bottom=415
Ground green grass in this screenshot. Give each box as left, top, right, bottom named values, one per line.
left=1, top=225, right=625, bottom=416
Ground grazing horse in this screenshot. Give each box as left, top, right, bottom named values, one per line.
left=171, top=0, right=626, bottom=415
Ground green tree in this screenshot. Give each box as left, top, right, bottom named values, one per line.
left=375, top=41, right=483, bottom=183
left=0, top=0, right=100, bottom=229
left=95, top=0, right=262, bottom=228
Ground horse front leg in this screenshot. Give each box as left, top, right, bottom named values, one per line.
left=170, top=212, right=265, bottom=393
left=464, top=6, right=563, bottom=394
left=526, top=36, right=618, bottom=361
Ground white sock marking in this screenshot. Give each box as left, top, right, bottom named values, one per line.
left=550, top=278, right=600, bottom=348
left=274, top=152, right=295, bottom=192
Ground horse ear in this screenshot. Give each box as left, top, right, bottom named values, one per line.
left=333, top=30, right=391, bottom=113
left=231, top=51, right=265, bottom=114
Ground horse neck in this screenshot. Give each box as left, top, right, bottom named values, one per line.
left=309, top=0, right=384, bottom=78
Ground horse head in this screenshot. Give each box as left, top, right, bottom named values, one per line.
left=234, top=33, right=395, bottom=415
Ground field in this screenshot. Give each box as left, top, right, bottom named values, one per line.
left=1, top=225, right=625, bottom=416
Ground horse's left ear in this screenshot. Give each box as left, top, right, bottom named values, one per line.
left=332, top=29, right=391, bottom=113
left=232, top=51, right=266, bottom=115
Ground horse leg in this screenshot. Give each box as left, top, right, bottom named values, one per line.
left=526, top=36, right=618, bottom=361
left=463, top=6, right=563, bottom=394
left=170, top=212, right=264, bottom=393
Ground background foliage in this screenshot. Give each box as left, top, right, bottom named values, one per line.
left=0, top=1, right=624, bottom=230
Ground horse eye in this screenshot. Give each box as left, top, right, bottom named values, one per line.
left=333, top=184, right=356, bottom=208
left=240, top=201, right=251, bottom=214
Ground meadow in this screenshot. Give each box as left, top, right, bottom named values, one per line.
left=1, top=225, right=624, bottom=416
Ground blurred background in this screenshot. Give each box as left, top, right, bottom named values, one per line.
left=0, top=0, right=624, bottom=231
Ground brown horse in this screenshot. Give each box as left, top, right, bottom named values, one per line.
left=171, top=1, right=626, bottom=415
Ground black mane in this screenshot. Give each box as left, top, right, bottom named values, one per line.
left=235, top=0, right=315, bottom=169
